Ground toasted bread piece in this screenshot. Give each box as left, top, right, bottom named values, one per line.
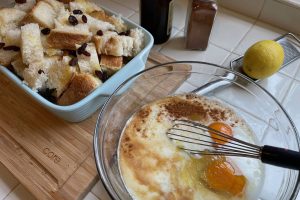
left=55, top=7, right=70, bottom=25
left=100, top=55, right=123, bottom=75
left=57, top=73, right=101, bottom=105
left=0, top=8, right=26, bottom=27
left=76, top=43, right=101, bottom=74
left=23, top=61, right=48, bottom=91
left=47, top=56, right=76, bottom=97
left=14, top=0, right=36, bottom=12
left=86, top=14, right=115, bottom=34
left=21, top=1, right=56, bottom=28
left=21, top=23, right=44, bottom=65
left=69, top=0, right=103, bottom=14
left=130, top=28, right=144, bottom=56
left=89, top=11, right=127, bottom=33
left=94, top=33, right=134, bottom=57
left=37, top=0, right=64, bottom=13
left=11, top=55, right=27, bottom=78
left=44, top=48, right=63, bottom=57
left=47, top=25, right=92, bottom=50
left=0, top=49, right=19, bottom=67
left=3, top=28, right=21, bottom=46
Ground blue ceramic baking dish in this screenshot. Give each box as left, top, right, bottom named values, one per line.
left=0, top=6, right=154, bottom=122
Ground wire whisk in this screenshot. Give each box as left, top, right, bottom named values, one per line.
left=167, top=119, right=300, bottom=170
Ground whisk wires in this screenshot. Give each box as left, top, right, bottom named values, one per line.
left=167, top=119, right=262, bottom=159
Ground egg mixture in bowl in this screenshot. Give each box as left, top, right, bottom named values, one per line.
left=94, top=62, right=300, bottom=200
left=118, top=94, right=264, bottom=200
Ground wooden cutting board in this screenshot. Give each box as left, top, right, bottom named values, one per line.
left=0, top=51, right=191, bottom=200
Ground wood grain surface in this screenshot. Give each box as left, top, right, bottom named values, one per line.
left=0, top=51, right=191, bottom=200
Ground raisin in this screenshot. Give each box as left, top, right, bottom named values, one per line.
left=3, top=46, right=20, bottom=51
left=82, top=51, right=91, bottom=57
left=77, top=43, right=88, bottom=55
left=15, top=0, right=26, bottom=3
left=69, top=57, right=78, bottom=66
left=73, top=9, right=83, bottom=15
left=96, top=30, right=103, bottom=36
left=0, top=42, right=5, bottom=49
left=95, top=70, right=109, bottom=82
left=41, top=28, right=51, bottom=35
left=68, top=15, right=78, bottom=26
left=38, top=69, right=44, bottom=74
left=82, top=15, right=87, bottom=23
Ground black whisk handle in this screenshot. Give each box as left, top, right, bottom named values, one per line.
left=261, top=145, right=300, bottom=170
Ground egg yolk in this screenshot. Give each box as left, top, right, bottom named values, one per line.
left=208, top=122, right=233, bottom=145
left=203, top=157, right=246, bottom=196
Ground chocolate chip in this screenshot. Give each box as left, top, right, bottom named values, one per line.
left=0, top=42, right=5, bottom=49
left=68, top=15, right=78, bottom=26
left=82, top=50, right=91, bottom=57
left=96, top=30, right=103, bottom=36
left=73, top=9, right=83, bottom=15
left=77, top=43, right=88, bottom=55
left=69, top=57, right=78, bottom=66
left=15, top=0, right=26, bottom=4
left=3, top=46, right=20, bottom=51
left=95, top=70, right=109, bottom=82
left=38, top=69, right=44, bottom=74
left=41, top=28, right=51, bottom=35
left=82, top=15, right=87, bottom=23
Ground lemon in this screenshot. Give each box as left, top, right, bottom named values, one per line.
left=242, top=40, right=284, bottom=79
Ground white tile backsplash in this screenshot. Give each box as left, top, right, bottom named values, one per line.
left=210, top=7, right=255, bottom=51
left=280, top=58, right=300, bottom=78
left=0, top=164, right=18, bottom=200
left=83, top=192, right=100, bottom=200
left=95, top=0, right=135, bottom=17
left=91, top=181, right=112, bottom=200
left=172, top=0, right=189, bottom=30
left=217, top=0, right=265, bottom=18
left=283, top=80, right=300, bottom=132
left=160, top=31, right=230, bottom=64
left=152, top=27, right=180, bottom=52
left=259, top=0, right=300, bottom=35
left=128, top=12, right=140, bottom=25
left=233, top=21, right=285, bottom=55
left=258, top=73, right=293, bottom=102
left=221, top=53, right=241, bottom=67
left=3, top=185, right=35, bottom=200
left=112, top=0, right=139, bottom=11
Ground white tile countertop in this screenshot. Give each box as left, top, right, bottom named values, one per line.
left=0, top=0, right=300, bottom=200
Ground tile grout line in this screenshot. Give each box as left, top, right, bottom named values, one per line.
left=280, top=79, right=295, bottom=104
left=231, top=20, right=257, bottom=55
left=110, top=0, right=139, bottom=13
left=2, top=183, right=20, bottom=200
left=257, top=0, right=267, bottom=19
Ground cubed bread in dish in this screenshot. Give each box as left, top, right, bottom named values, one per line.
left=47, top=24, right=92, bottom=50
left=0, top=0, right=147, bottom=109
left=100, top=55, right=123, bottom=75
left=21, top=1, right=56, bottom=28
left=57, top=73, right=101, bottom=106
left=21, top=23, right=44, bottom=65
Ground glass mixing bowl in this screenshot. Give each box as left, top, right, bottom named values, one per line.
left=94, top=61, right=300, bottom=200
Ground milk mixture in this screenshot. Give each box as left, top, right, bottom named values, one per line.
left=118, top=94, right=264, bottom=200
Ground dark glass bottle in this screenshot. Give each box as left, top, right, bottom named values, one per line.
left=140, top=0, right=174, bottom=44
